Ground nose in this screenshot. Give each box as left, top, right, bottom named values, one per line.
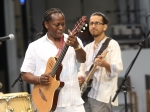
left=89, top=23, right=97, bottom=27
left=58, top=24, right=64, bottom=30
left=58, top=25, right=62, bottom=29
left=92, top=24, right=96, bottom=27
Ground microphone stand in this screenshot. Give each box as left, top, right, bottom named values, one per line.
left=11, top=73, right=24, bottom=92
left=112, top=32, right=150, bottom=112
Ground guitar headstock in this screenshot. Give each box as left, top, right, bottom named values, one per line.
left=71, top=16, right=88, bottom=35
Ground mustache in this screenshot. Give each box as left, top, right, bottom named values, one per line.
left=90, top=28, right=97, bottom=31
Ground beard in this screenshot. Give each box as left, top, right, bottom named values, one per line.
left=90, top=30, right=102, bottom=38
left=91, top=33, right=99, bottom=37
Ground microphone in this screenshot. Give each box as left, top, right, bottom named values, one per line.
left=0, top=82, right=2, bottom=89
left=0, top=34, right=15, bottom=42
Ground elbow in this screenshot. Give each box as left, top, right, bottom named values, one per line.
left=21, top=72, right=26, bottom=81
left=21, top=72, right=29, bottom=82
left=79, top=58, right=86, bottom=63
left=81, top=52, right=86, bottom=63
left=81, top=50, right=86, bottom=63
left=78, top=54, right=86, bottom=63
left=76, top=50, right=86, bottom=63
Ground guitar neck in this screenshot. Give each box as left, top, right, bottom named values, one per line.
left=51, top=44, right=69, bottom=77
left=50, top=16, right=87, bottom=77
left=85, top=65, right=97, bottom=82
left=84, top=50, right=108, bottom=81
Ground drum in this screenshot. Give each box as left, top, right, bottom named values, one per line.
left=0, top=92, right=34, bottom=112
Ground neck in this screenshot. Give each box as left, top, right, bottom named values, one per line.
left=49, top=37, right=61, bottom=42
left=94, top=34, right=106, bottom=45
left=47, top=32, right=61, bottom=43
left=47, top=33, right=62, bottom=48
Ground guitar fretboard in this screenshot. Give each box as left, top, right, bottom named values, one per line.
left=51, top=44, right=69, bottom=77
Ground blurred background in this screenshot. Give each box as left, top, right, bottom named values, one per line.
left=0, top=0, right=150, bottom=112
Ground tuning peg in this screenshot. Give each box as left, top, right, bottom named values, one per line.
left=80, top=30, right=84, bottom=33
left=82, top=27, right=86, bottom=30
left=85, top=24, right=88, bottom=27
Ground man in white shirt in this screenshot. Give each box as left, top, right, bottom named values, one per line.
left=78, top=12, right=123, bottom=112
left=21, top=8, right=86, bottom=112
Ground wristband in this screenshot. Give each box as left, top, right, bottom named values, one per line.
left=74, top=44, right=81, bottom=51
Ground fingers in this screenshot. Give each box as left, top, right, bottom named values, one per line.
left=78, top=76, right=82, bottom=80
left=94, top=57, right=107, bottom=67
left=97, top=55, right=103, bottom=59
left=40, top=74, right=50, bottom=85
left=95, top=61, right=102, bottom=66
left=68, top=29, right=72, bottom=36
left=67, top=29, right=79, bottom=48
left=67, top=29, right=73, bottom=45
left=94, top=58, right=102, bottom=66
left=67, top=40, right=71, bottom=44
left=97, top=55, right=102, bottom=59
left=78, top=76, right=84, bottom=85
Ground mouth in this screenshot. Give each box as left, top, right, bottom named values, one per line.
left=90, top=30, right=97, bottom=33
left=57, top=30, right=64, bottom=34
left=56, top=32, right=64, bottom=38
left=57, top=31, right=63, bottom=35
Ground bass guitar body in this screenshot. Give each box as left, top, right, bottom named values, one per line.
left=81, top=79, right=93, bottom=101
left=32, top=57, right=64, bottom=112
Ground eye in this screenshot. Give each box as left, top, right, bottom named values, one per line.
left=53, top=23, right=65, bottom=27
left=61, top=23, right=65, bottom=27
left=89, top=22, right=104, bottom=26
left=55, top=24, right=59, bottom=27
left=95, top=22, right=100, bottom=25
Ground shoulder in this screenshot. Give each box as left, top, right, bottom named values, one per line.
left=108, top=37, right=119, bottom=45
left=84, top=41, right=94, bottom=49
left=28, top=35, right=47, bottom=48
left=108, top=37, right=121, bottom=49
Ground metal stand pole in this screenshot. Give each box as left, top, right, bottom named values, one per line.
left=11, top=73, right=24, bottom=92
left=122, top=85, right=128, bottom=112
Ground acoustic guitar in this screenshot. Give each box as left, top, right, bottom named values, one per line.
left=32, top=16, right=87, bottom=112
left=80, top=49, right=108, bottom=101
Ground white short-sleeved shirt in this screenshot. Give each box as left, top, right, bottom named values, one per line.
left=21, top=33, right=84, bottom=107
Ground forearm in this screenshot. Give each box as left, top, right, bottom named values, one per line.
left=104, top=62, right=111, bottom=73
left=21, top=72, right=40, bottom=84
left=75, top=48, right=86, bottom=63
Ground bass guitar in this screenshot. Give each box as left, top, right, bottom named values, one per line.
left=80, top=49, right=108, bottom=101
left=32, top=16, right=87, bottom=112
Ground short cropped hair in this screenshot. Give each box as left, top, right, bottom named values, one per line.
left=91, top=12, right=109, bottom=25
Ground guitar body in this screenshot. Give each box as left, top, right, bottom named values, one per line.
left=32, top=57, right=64, bottom=112
left=81, top=79, right=93, bottom=101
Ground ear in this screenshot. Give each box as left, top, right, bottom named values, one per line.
left=44, top=21, right=48, bottom=29
left=103, top=24, right=108, bottom=31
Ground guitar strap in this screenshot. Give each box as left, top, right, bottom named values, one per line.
left=89, top=37, right=112, bottom=71
left=56, top=36, right=65, bottom=57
